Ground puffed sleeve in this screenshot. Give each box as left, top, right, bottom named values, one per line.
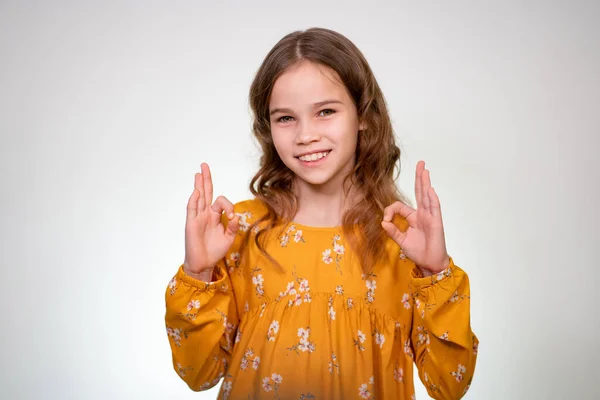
left=164, top=202, right=254, bottom=391
left=165, top=262, right=239, bottom=391
left=410, top=257, right=479, bottom=399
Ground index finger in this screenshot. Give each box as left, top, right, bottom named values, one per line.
left=201, top=163, right=213, bottom=207
left=415, top=161, right=424, bottom=208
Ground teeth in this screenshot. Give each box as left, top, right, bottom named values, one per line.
left=299, top=151, right=329, bottom=162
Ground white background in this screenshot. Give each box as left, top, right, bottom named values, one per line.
left=1, top=1, right=598, bottom=399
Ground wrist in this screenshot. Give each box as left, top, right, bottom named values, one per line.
left=417, top=256, right=450, bottom=277
left=183, top=264, right=214, bottom=282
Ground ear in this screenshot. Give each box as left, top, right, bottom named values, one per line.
left=359, top=120, right=367, bottom=132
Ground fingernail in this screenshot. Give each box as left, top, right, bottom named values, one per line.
left=228, top=212, right=234, bottom=218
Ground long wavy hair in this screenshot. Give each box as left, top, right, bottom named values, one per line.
left=239, top=27, right=411, bottom=274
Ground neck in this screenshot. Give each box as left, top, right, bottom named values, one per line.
left=292, top=173, right=359, bottom=228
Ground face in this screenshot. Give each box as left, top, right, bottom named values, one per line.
left=269, top=61, right=365, bottom=190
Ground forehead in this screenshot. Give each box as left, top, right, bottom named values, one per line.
left=269, top=61, right=348, bottom=105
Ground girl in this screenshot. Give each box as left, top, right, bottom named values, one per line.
left=165, top=28, right=478, bottom=399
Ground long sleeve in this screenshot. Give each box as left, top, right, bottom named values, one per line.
left=409, top=257, right=479, bottom=399
left=164, top=263, right=239, bottom=391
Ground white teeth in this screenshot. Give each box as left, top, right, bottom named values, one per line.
left=299, top=151, right=329, bottom=162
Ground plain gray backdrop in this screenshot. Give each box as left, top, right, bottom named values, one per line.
left=1, top=0, right=598, bottom=399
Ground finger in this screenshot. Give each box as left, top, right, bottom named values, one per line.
left=429, top=187, right=442, bottom=218
left=422, top=168, right=431, bottom=211
left=381, top=220, right=406, bottom=245
left=210, top=195, right=235, bottom=224
left=224, top=215, right=240, bottom=239
left=383, top=201, right=415, bottom=222
left=186, top=179, right=200, bottom=220
left=196, top=169, right=206, bottom=210
left=202, top=163, right=214, bottom=207
left=415, top=161, right=424, bottom=209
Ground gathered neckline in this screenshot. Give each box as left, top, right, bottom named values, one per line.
left=286, top=220, right=343, bottom=232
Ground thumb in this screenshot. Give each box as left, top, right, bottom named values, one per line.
left=224, top=215, right=240, bottom=239
left=381, top=220, right=406, bottom=246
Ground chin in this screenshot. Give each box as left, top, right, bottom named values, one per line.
left=282, top=155, right=351, bottom=188
left=293, top=170, right=338, bottom=187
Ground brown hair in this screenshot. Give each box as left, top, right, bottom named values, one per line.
left=240, top=27, right=411, bottom=273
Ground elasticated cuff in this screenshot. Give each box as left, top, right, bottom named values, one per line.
left=410, top=256, right=456, bottom=288
left=175, top=264, right=227, bottom=291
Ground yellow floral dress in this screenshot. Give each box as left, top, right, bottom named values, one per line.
left=165, top=199, right=478, bottom=399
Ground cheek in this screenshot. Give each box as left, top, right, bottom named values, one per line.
left=329, top=120, right=358, bottom=146
left=271, top=131, right=290, bottom=157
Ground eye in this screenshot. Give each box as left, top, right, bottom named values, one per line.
left=319, top=109, right=335, bottom=117
left=276, top=115, right=294, bottom=123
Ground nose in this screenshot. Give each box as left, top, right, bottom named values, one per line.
left=295, top=120, right=321, bottom=145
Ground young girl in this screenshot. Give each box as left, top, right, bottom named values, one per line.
left=165, top=27, right=478, bottom=399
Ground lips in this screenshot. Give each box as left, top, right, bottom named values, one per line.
left=297, top=150, right=331, bottom=162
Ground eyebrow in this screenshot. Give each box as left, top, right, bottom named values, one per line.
left=269, top=99, right=343, bottom=116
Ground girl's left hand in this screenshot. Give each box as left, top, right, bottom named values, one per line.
left=381, top=161, right=450, bottom=276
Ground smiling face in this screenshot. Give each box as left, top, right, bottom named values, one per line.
left=269, top=61, right=365, bottom=191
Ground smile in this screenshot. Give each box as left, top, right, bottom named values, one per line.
left=297, top=151, right=331, bottom=162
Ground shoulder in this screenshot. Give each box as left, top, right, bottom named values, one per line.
left=231, top=198, right=270, bottom=231
left=232, top=198, right=268, bottom=216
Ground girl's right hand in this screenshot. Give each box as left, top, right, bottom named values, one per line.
left=183, top=163, right=240, bottom=281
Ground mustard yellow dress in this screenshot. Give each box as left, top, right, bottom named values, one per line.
left=165, top=199, right=478, bottom=399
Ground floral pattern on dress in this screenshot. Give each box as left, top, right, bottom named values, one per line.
left=347, top=297, right=354, bottom=310
left=216, top=309, right=235, bottom=351
left=328, top=352, right=340, bottom=374
left=166, top=325, right=187, bottom=347
left=275, top=267, right=312, bottom=307
left=168, top=277, right=177, bottom=296
left=322, top=234, right=344, bottom=274
left=436, top=266, right=452, bottom=281
left=178, top=299, right=201, bottom=321
left=165, top=199, right=478, bottom=400
left=448, top=290, right=470, bottom=305
left=415, top=325, right=431, bottom=352
left=399, top=249, right=407, bottom=260
left=451, top=364, right=467, bottom=382
left=374, top=329, right=386, bottom=349
left=404, top=339, right=414, bottom=359
left=358, top=376, right=375, bottom=399
left=251, top=267, right=265, bottom=298
left=280, top=224, right=306, bottom=247
left=327, top=295, right=336, bottom=325
left=240, top=348, right=260, bottom=371
left=354, top=329, right=367, bottom=351
left=226, top=252, right=241, bottom=273
left=236, top=211, right=252, bottom=232
left=401, top=293, right=411, bottom=309
left=221, top=378, right=233, bottom=400
left=262, top=373, right=283, bottom=399
left=363, top=272, right=377, bottom=304
left=176, top=362, right=193, bottom=378
left=287, top=327, right=315, bottom=354
left=267, top=320, right=280, bottom=342
left=424, top=372, right=441, bottom=394
left=393, top=363, right=403, bottom=382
